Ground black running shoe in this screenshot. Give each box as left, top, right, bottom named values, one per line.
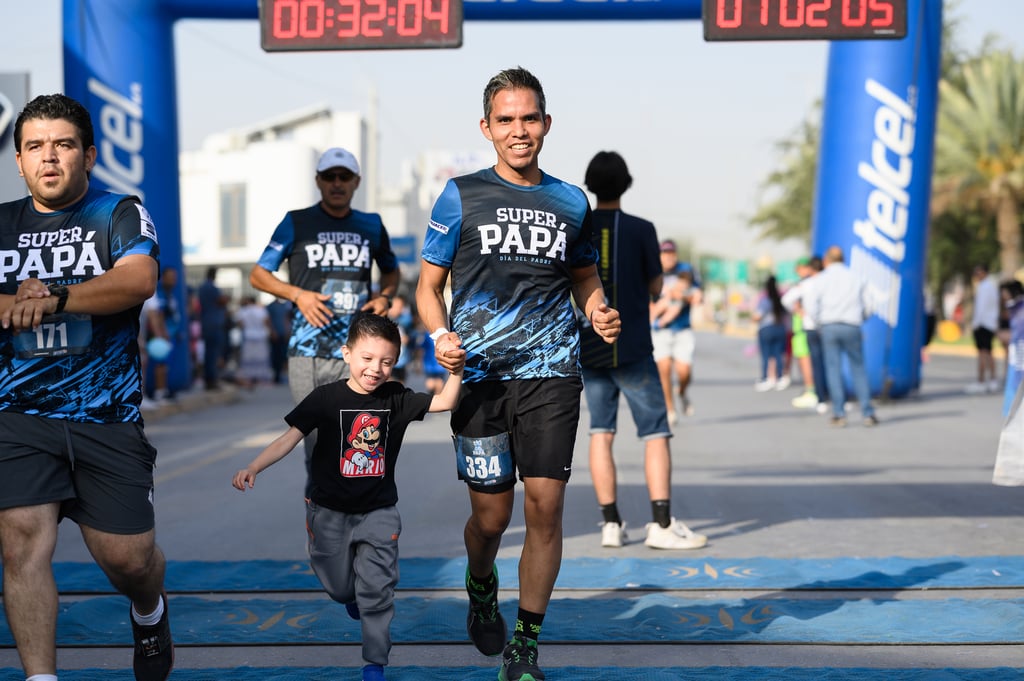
left=499, top=634, right=545, bottom=681
left=131, top=592, right=174, bottom=681
left=465, top=565, right=506, bottom=656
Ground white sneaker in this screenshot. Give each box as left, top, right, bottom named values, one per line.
left=754, top=379, right=775, bottom=392
left=988, top=379, right=1002, bottom=393
left=815, top=402, right=830, bottom=415
left=644, top=518, right=707, bottom=550
left=600, top=521, right=627, bottom=548
left=791, top=391, right=818, bottom=409
left=140, top=397, right=159, bottom=411
left=965, top=382, right=988, bottom=395
left=775, top=376, right=792, bottom=391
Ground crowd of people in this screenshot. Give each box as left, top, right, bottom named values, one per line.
left=3, top=72, right=1019, bottom=681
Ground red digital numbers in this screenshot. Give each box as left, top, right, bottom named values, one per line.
left=705, top=0, right=906, bottom=40
left=261, top=0, right=461, bottom=50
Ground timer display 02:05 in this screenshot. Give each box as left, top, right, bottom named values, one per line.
left=260, top=0, right=463, bottom=51
left=703, top=0, right=907, bottom=41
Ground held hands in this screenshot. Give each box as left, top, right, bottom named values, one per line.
left=232, top=467, right=258, bottom=491
left=2, top=278, right=59, bottom=331
left=590, top=303, right=621, bottom=344
left=434, top=331, right=466, bottom=373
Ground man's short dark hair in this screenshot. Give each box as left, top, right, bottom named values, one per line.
left=14, top=94, right=94, bottom=152
left=346, top=311, right=401, bottom=353
left=483, top=67, right=546, bottom=121
left=584, top=151, right=633, bottom=202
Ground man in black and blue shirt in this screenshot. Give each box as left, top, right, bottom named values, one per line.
left=416, top=67, right=620, bottom=681
left=251, top=146, right=400, bottom=495
left=0, top=94, right=173, bottom=680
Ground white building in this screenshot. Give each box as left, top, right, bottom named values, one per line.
left=178, top=104, right=488, bottom=299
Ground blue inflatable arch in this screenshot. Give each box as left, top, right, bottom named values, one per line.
left=62, top=0, right=941, bottom=397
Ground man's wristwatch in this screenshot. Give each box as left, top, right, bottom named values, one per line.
left=47, top=284, right=69, bottom=314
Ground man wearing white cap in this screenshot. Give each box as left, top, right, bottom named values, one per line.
left=251, top=147, right=400, bottom=494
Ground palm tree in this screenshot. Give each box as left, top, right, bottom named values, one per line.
left=933, top=50, right=1024, bottom=277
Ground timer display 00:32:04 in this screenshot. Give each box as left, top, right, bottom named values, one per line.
left=703, top=0, right=907, bottom=41
left=260, top=0, right=463, bottom=51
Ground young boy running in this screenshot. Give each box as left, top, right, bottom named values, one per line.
left=232, top=312, right=462, bottom=681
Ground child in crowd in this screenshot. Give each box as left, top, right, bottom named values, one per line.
left=232, top=312, right=462, bottom=681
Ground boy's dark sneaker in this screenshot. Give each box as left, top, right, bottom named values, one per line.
left=131, top=592, right=174, bottom=681
left=362, top=663, right=385, bottom=681
left=465, top=565, right=506, bottom=656
left=499, top=634, right=545, bottom=681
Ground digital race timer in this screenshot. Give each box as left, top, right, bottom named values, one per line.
left=259, top=0, right=463, bottom=51
left=703, top=0, right=907, bottom=41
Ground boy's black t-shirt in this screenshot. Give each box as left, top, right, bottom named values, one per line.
left=286, top=380, right=432, bottom=514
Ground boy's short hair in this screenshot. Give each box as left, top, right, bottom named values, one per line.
left=346, top=311, right=402, bottom=353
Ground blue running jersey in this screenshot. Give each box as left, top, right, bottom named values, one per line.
left=0, top=188, right=160, bottom=423
left=421, top=168, right=597, bottom=383
left=256, top=204, right=398, bottom=360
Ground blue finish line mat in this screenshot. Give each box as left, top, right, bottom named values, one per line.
left=0, top=668, right=1021, bottom=681
left=3, top=594, right=1022, bottom=645
left=27, top=555, right=1024, bottom=593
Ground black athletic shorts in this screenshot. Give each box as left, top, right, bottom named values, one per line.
left=974, top=326, right=995, bottom=351
left=451, top=377, right=583, bottom=493
left=0, top=412, right=158, bottom=534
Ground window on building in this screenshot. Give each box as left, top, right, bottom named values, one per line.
left=220, top=183, right=247, bottom=248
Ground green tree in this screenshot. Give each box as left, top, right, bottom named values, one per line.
left=933, top=49, right=1024, bottom=277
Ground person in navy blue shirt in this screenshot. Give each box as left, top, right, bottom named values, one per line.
left=579, top=151, right=708, bottom=553
left=416, top=67, right=620, bottom=681
left=0, top=93, right=173, bottom=681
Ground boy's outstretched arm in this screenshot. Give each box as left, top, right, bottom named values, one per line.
left=428, top=368, right=464, bottom=413
left=232, top=426, right=305, bottom=490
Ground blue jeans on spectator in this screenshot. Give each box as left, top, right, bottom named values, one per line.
left=758, top=324, right=787, bottom=381
left=821, top=323, right=874, bottom=419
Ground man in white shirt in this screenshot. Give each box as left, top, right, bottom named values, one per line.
left=967, top=264, right=1001, bottom=394
left=805, top=246, right=878, bottom=427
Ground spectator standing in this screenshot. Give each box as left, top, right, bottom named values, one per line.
left=805, top=245, right=878, bottom=427
left=266, top=296, right=292, bottom=384
left=752, top=275, right=790, bottom=392
left=650, top=240, right=702, bottom=422
left=250, top=147, right=400, bottom=495
left=579, top=150, right=707, bottom=552
left=966, top=264, right=1000, bottom=394
left=235, top=294, right=273, bottom=387
left=199, top=266, right=228, bottom=391
left=783, top=256, right=828, bottom=411
left=0, top=93, right=173, bottom=681
left=415, top=67, right=621, bottom=681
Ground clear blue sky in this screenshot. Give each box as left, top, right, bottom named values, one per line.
left=0, top=1, right=1020, bottom=261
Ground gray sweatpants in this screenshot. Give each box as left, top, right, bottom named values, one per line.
left=288, top=355, right=349, bottom=496
left=306, top=500, right=401, bottom=666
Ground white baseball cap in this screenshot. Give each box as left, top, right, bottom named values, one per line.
left=316, top=147, right=360, bottom=175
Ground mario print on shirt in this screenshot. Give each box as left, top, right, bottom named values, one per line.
left=341, top=411, right=386, bottom=477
